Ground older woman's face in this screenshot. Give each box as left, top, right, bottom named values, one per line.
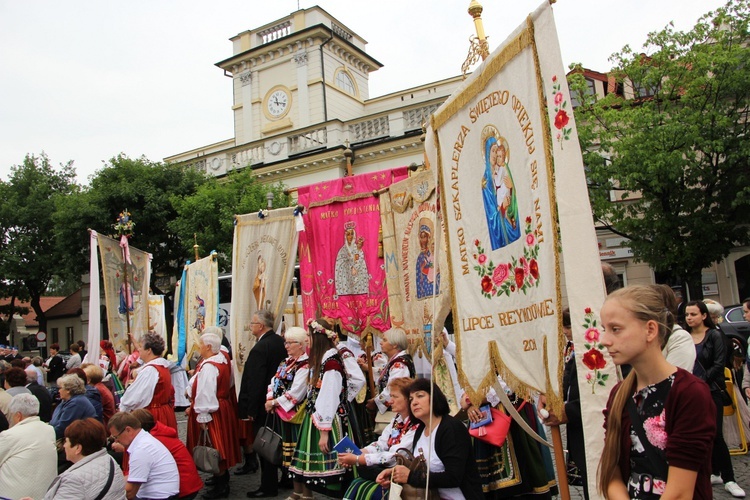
left=285, top=338, right=305, bottom=358
left=59, top=386, right=71, bottom=400
left=199, top=340, right=213, bottom=359
left=389, top=387, right=408, bottom=415
left=409, top=390, right=431, bottom=421
left=63, top=437, right=81, bottom=462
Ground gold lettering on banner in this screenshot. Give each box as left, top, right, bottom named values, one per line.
left=496, top=299, right=554, bottom=326
left=319, top=210, right=338, bottom=219
left=511, top=95, right=536, bottom=154
left=343, top=204, right=379, bottom=216
left=461, top=315, right=496, bottom=331
left=468, top=90, right=510, bottom=123
left=457, top=227, right=469, bottom=275
left=534, top=198, right=544, bottom=243
left=451, top=125, right=470, bottom=221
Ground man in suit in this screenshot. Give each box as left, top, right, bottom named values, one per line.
left=25, top=367, right=53, bottom=422
left=238, top=309, right=287, bottom=498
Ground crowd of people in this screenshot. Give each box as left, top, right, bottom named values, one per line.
left=0, top=288, right=749, bottom=500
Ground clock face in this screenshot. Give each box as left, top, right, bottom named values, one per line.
left=267, top=89, right=289, bottom=118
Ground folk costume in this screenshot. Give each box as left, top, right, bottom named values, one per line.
left=338, top=341, right=367, bottom=447
left=374, top=350, right=415, bottom=413
left=186, top=351, right=241, bottom=470
left=268, top=353, right=310, bottom=467
left=289, top=347, right=353, bottom=494
left=119, top=357, right=177, bottom=431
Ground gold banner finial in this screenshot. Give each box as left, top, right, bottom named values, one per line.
left=462, top=1, right=490, bottom=77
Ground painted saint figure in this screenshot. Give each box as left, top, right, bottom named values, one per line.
left=481, top=128, right=521, bottom=250
left=334, top=220, right=369, bottom=296
left=415, top=217, right=440, bottom=299
left=253, top=252, right=268, bottom=308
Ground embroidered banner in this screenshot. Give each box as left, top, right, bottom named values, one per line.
left=429, top=3, right=615, bottom=492
left=379, top=169, right=458, bottom=412
left=178, top=255, right=219, bottom=363
left=97, top=233, right=151, bottom=353
left=298, top=167, right=408, bottom=338
left=230, top=207, right=300, bottom=387
left=148, top=295, right=167, bottom=340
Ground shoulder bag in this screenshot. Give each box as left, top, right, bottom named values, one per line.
left=193, top=428, right=221, bottom=475
left=468, top=405, right=512, bottom=448
left=393, top=448, right=440, bottom=500
left=253, top=414, right=283, bottom=465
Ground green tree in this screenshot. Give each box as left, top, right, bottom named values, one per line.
left=572, top=0, right=750, bottom=297
left=0, top=153, right=78, bottom=340
left=54, top=155, right=210, bottom=292
left=169, top=168, right=290, bottom=272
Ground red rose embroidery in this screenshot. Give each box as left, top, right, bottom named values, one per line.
left=554, top=110, right=569, bottom=130
left=514, top=267, right=524, bottom=288
left=492, top=263, right=509, bottom=286
left=582, top=348, right=606, bottom=370
left=529, top=259, right=539, bottom=279
left=585, top=307, right=592, bottom=314
left=481, top=276, right=493, bottom=293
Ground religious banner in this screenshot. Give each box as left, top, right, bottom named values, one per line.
left=379, top=169, right=458, bottom=412
left=148, top=294, right=167, bottom=340
left=429, top=3, right=616, bottom=492
left=97, top=233, right=151, bottom=353
left=178, top=255, right=219, bottom=364
left=230, top=207, right=300, bottom=388
left=298, top=167, right=408, bottom=338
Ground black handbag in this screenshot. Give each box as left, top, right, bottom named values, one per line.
left=253, top=415, right=283, bottom=465
left=193, top=428, right=221, bottom=475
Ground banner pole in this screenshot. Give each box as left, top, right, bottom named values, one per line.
left=550, top=425, right=571, bottom=500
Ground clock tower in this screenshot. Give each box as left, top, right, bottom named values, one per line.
left=216, top=7, right=383, bottom=152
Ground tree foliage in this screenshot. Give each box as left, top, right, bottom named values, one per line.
left=0, top=153, right=78, bottom=337
left=54, top=155, right=210, bottom=291
left=169, top=168, right=290, bottom=272
left=572, top=0, right=750, bottom=296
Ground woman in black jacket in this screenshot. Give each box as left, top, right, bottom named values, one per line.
left=687, top=300, right=745, bottom=497
left=376, top=378, right=483, bottom=500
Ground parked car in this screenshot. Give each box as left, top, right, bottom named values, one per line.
left=719, top=305, right=750, bottom=355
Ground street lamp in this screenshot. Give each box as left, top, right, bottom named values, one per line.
left=266, top=191, right=274, bottom=210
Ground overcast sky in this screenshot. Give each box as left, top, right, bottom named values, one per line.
left=0, top=0, right=728, bottom=184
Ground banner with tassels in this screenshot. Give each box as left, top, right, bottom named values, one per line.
left=230, top=207, right=301, bottom=388
left=97, top=233, right=151, bottom=353
left=379, top=169, right=458, bottom=413
left=298, top=167, right=408, bottom=338
left=178, top=255, right=219, bottom=366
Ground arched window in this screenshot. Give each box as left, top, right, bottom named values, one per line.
left=335, top=68, right=356, bottom=96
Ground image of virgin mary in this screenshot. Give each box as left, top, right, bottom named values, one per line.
left=481, top=128, right=521, bottom=250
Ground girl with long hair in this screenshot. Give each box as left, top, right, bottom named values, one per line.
left=289, top=318, right=352, bottom=498
left=598, top=286, right=715, bottom=499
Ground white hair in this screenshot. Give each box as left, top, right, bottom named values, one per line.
left=200, top=332, right=221, bottom=354
left=24, top=367, right=37, bottom=384
left=9, top=393, right=39, bottom=418
left=384, top=327, right=409, bottom=352
left=285, top=326, right=307, bottom=344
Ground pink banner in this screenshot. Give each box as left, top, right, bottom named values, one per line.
left=298, top=167, right=408, bottom=337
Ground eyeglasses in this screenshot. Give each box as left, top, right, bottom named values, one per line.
left=110, top=428, right=126, bottom=442
left=284, top=341, right=300, bottom=346
left=250, top=322, right=262, bottom=326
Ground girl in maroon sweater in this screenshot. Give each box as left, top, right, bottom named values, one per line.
left=598, top=285, right=715, bottom=499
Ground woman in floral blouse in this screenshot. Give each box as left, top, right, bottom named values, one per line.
left=339, top=377, right=417, bottom=485
left=598, top=285, right=715, bottom=499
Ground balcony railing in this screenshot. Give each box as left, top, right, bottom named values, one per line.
left=349, top=116, right=390, bottom=143
left=258, top=21, right=292, bottom=45
left=289, top=127, right=328, bottom=155
left=403, top=103, right=440, bottom=131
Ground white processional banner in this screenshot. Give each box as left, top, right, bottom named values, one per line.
left=181, top=255, right=219, bottom=363
left=230, top=208, right=300, bottom=389
left=429, top=3, right=616, bottom=495
left=148, top=295, right=167, bottom=341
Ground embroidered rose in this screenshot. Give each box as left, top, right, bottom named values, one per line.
left=478, top=254, right=487, bottom=265
left=554, top=110, right=570, bottom=130
left=526, top=233, right=535, bottom=246
left=554, top=92, right=563, bottom=105
left=481, top=276, right=493, bottom=293
left=585, top=307, right=592, bottom=314
left=529, top=259, right=539, bottom=279
left=520, top=257, right=530, bottom=277
left=584, top=327, right=600, bottom=343
left=643, top=410, right=668, bottom=450
left=525, top=216, right=532, bottom=224
left=492, top=263, right=509, bottom=287
left=474, top=239, right=480, bottom=246
left=514, top=267, right=525, bottom=288
left=552, top=75, right=557, bottom=82
left=582, top=348, right=606, bottom=370
left=585, top=372, right=592, bottom=381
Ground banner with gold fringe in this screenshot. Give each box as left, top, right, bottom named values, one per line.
left=180, top=255, right=219, bottom=364
left=428, top=3, right=615, bottom=493
left=379, top=169, right=458, bottom=413
left=297, top=167, right=408, bottom=338
left=230, top=207, right=300, bottom=389
left=97, top=233, right=151, bottom=353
